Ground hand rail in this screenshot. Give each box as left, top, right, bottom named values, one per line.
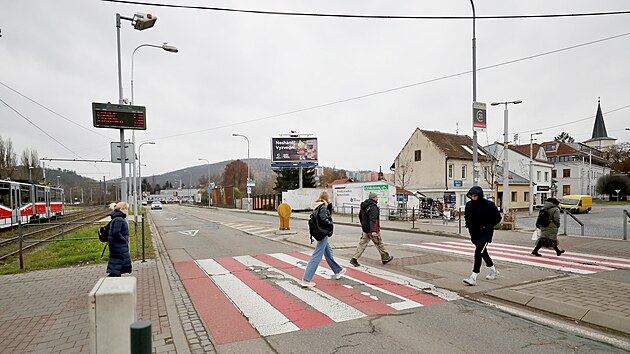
left=562, top=210, right=584, bottom=236
left=624, top=209, right=629, bottom=241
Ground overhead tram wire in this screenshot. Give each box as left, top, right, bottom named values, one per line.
left=0, top=97, right=83, bottom=158
left=101, top=1, right=630, bottom=20
left=149, top=31, right=630, bottom=142
left=0, top=81, right=112, bottom=140
left=0, top=97, right=106, bottom=174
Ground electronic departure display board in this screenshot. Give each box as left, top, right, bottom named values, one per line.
left=92, top=102, right=146, bottom=130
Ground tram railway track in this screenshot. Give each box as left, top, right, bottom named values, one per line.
left=0, top=207, right=111, bottom=262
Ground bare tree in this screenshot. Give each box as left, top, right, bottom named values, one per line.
left=394, top=150, right=414, bottom=189
left=0, top=136, right=17, bottom=179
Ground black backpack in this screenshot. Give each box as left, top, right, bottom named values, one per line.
left=308, top=205, right=330, bottom=243
left=98, top=221, right=111, bottom=242
left=536, top=208, right=551, bottom=227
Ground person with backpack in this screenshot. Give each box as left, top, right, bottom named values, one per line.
left=349, top=192, right=394, bottom=267
left=106, top=202, right=132, bottom=277
left=532, top=197, right=564, bottom=257
left=300, top=191, right=345, bottom=288
left=463, top=186, right=502, bottom=286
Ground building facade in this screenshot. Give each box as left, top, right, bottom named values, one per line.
left=392, top=129, right=494, bottom=212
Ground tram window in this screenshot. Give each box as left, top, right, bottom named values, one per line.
left=0, top=182, right=9, bottom=207
left=20, top=185, right=32, bottom=206
left=51, top=189, right=62, bottom=202
left=36, top=186, right=45, bottom=202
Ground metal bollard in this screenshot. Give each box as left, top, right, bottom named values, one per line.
left=351, top=206, right=353, bottom=223
left=130, top=320, right=152, bottom=354
left=412, top=207, right=415, bottom=229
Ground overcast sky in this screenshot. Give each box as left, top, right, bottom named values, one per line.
left=2, top=1, right=629, bottom=181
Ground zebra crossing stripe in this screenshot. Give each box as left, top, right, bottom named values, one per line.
left=404, top=242, right=620, bottom=274
left=196, top=259, right=300, bottom=336
left=234, top=255, right=366, bottom=323
left=276, top=252, right=421, bottom=311
left=288, top=252, right=448, bottom=307
left=442, top=241, right=630, bottom=269
left=175, top=253, right=457, bottom=344
left=174, top=261, right=259, bottom=344
left=255, top=253, right=396, bottom=316
left=214, top=257, right=335, bottom=330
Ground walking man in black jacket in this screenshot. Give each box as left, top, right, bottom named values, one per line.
left=463, top=186, right=502, bottom=286
left=350, top=192, right=394, bottom=267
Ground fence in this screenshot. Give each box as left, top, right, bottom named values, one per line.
left=252, top=194, right=282, bottom=211
left=14, top=217, right=147, bottom=270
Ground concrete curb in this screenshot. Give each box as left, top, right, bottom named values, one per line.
left=148, top=213, right=192, bottom=354
left=487, top=280, right=630, bottom=335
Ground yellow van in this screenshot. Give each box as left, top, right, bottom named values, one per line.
left=559, top=195, right=593, bottom=214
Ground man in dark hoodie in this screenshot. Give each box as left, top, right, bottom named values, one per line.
left=350, top=192, right=393, bottom=267
left=463, top=186, right=502, bottom=286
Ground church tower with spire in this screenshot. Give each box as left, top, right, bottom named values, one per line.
left=583, top=98, right=616, bottom=149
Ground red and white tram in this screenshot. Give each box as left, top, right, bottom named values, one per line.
left=0, top=179, right=64, bottom=229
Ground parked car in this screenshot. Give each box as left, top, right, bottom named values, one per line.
left=151, top=201, right=163, bottom=210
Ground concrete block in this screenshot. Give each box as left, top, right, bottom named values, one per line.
left=89, top=277, right=137, bottom=354
left=582, top=310, right=630, bottom=335
left=487, top=289, right=534, bottom=305
left=527, top=296, right=589, bottom=320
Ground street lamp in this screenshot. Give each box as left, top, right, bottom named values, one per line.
left=115, top=12, right=158, bottom=204
left=183, top=170, right=192, bottom=203
left=56, top=176, right=60, bottom=188
left=491, top=100, right=522, bottom=216
left=529, top=132, right=543, bottom=216
left=469, top=0, right=480, bottom=186
left=130, top=42, right=177, bottom=242
left=137, top=141, right=155, bottom=208
left=198, top=158, right=212, bottom=208
left=232, top=133, right=251, bottom=211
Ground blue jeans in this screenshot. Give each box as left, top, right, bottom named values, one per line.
left=303, top=236, right=343, bottom=281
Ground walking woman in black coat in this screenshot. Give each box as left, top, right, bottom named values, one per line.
left=107, top=202, right=132, bottom=277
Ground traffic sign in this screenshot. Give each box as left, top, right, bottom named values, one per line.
left=473, top=101, right=487, bottom=132
left=247, top=179, right=256, bottom=187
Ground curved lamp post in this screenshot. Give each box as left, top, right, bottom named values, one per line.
left=232, top=133, right=251, bottom=211
left=198, top=158, right=211, bottom=208
left=491, top=100, right=522, bottom=216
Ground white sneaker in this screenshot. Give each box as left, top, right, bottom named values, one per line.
left=299, top=279, right=316, bottom=288
left=334, top=268, right=347, bottom=280
left=463, top=276, right=477, bottom=286
left=486, top=270, right=500, bottom=280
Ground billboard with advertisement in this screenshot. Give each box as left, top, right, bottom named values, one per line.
left=271, top=137, right=318, bottom=163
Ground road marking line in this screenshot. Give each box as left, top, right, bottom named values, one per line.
left=196, top=259, right=300, bottom=336
left=234, top=255, right=366, bottom=323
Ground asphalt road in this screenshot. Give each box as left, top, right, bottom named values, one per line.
left=515, top=204, right=630, bottom=239
left=149, top=205, right=629, bottom=353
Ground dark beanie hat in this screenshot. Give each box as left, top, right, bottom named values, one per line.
left=546, top=197, right=560, bottom=205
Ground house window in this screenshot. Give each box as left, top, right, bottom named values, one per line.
left=414, top=150, right=422, bottom=162
left=544, top=172, right=549, bottom=182
left=524, top=192, right=529, bottom=202
left=448, top=164, right=454, bottom=179
left=563, top=185, right=571, bottom=196
left=461, top=165, right=467, bottom=179
left=483, top=166, right=489, bottom=180
left=552, top=169, right=557, bottom=178
left=563, top=169, right=571, bottom=178
left=511, top=191, right=517, bottom=202
left=537, top=171, right=541, bottom=181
